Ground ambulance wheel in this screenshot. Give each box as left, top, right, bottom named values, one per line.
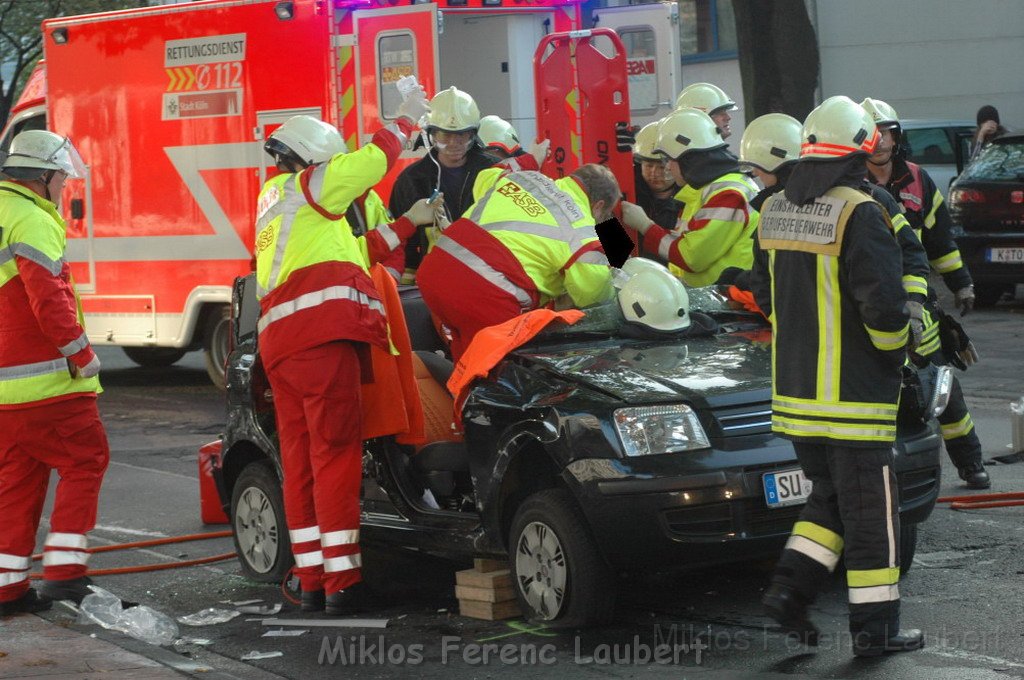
left=509, top=489, right=615, bottom=628
left=231, top=463, right=293, bottom=583
left=203, top=305, right=231, bottom=390
left=122, top=347, right=187, bottom=368
left=899, top=524, right=918, bottom=576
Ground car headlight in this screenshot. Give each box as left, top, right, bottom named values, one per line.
left=927, top=365, right=954, bottom=418
left=613, top=404, right=710, bottom=456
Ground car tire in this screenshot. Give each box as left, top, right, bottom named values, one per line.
left=122, top=346, right=187, bottom=368
left=231, top=462, right=293, bottom=583
left=972, top=284, right=1005, bottom=308
left=509, top=489, right=614, bottom=628
left=899, top=523, right=918, bottom=576
left=203, top=305, right=231, bottom=390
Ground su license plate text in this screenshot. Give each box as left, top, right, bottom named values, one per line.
left=763, top=468, right=813, bottom=508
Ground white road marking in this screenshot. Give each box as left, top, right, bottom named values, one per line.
left=94, top=524, right=169, bottom=538
left=928, top=645, right=1024, bottom=670
left=108, top=459, right=196, bottom=482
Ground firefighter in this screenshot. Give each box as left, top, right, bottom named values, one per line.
left=254, top=85, right=430, bottom=615
left=753, top=96, right=923, bottom=657
left=632, top=121, right=682, bottom=232
left=862, top=97, right=989, bottom=489
left=0, top=131, right=109, bottom=614
left=619, top=108, right=758, bottom=287
left=389, top=87, right=500, bottom=283
left=739, top=113, right=802, bottom=210
left=675, top=82, right=738, bottom=139
left=416, top=164, right=619, bottom=359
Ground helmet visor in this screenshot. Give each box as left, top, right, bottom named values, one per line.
left=50, top=137, right=86, bottom=179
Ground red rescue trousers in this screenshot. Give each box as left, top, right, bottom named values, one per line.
left=266, top=341, right=364, bottom=594
left=0, top=396, right=109, bottom=602
left=416, top=248, right=527, bottom=361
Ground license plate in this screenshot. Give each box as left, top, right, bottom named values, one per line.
left=986, top=247, right=1024, bottom=263
left=763, top=468, right=813, bottom=508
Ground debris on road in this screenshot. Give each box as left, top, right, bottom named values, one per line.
left=77, top=586, right=179, bottom=646
left=236, top=603, right=282, bottom=615
left=177, top=608, right=241, bottom=626
left=261, top=617, right=389, bottom=629
left=240, top=651, right=284, bottom=660
left=263, top=629, right=308, bottom=637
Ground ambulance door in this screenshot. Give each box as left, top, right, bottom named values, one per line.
left=351, top=4, right=439, bottom=199
left=593, top=2, right=681, bottom=126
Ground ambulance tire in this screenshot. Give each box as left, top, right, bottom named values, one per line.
left=231, top=462, right=293, bottom=583
left=203, top=305, right=231, bottom=390
left=509, top=489, right=615, bottom=628
left=122, top=347, right=187, bottom=368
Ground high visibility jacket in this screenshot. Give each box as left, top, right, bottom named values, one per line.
left=432, top=168, right=613, bottom=310
left=0, top=182, right=100, bottom=407
left=254, top=123, right=409, bottom=369
left=757, top=186, right=909, bottom=447
left=641, top=172, right=759, bottom=287
left=872, top=159, right=972, bottom=292
left=346, top=189, right=412, bottom=283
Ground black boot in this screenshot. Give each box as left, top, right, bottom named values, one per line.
left=301, top=589, right=325, bottom=613
left=0, top=589, right=52, bottom=617
left=325, top=582, right=376, bottom=616
left=762, top=583, right=819, bottom=646
left=958, top=463, right=991, bottom=489
left=853, top=628, right=924, bottom=657
left=38, top=576, right=94, bottom=605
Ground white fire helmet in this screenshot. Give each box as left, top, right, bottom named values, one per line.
left=265, top=115, right=346, bottom=166
left=2, top=130, right=86, bottom=178
left=618, top=268, right=691, bottom=333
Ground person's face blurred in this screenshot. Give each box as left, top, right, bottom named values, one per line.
left=433, top=129, right=473, bottom=166
left=45, top=171, right=68, bottom=207
left=751, top=166, right=776, bottom=188
left=640, top=158, right=674, bottom=193
left=870, top=127, right=896, bottom=165
left=668, top=159, right=686, bottom=186
left=711, top=109, right=732, bottom=139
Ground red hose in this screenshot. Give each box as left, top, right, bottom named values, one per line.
left=950, top=499, right=1024, bottom=510
left=938, top=491, right=1024, bottom=511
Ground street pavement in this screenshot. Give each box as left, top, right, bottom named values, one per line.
left=1, top=291, right=1022, bottom=679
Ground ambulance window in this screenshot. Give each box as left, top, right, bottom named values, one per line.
left=0, top=113, right=46, bottom=155
left=619, top=27, right=659, bottom=115
left=377, top=32, right=417, bottom=121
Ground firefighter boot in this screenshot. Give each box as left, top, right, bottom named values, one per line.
left=301, top=589, right=326, bottom=612
left=0, top=589, right=52, bottom=617
left=853, top=628, right=924, bottom=657
left=762, top=583, right=819, bottom=646
left=958, top=462, right=991, bottom=490
left=38, top=576, right=94, bottom=605
left=325, top=582, right=377, bottom=616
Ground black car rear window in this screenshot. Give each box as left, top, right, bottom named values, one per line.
left=961, top=139, right=1024, bottom=181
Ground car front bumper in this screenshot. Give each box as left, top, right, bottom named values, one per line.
left=955, top=232, right=1024, bottom=285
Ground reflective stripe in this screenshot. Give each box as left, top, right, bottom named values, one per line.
left=786, top=535, right=842, bottom=571
left=0, top=553, right=30, bottom=570
left=0, top=247, right=13, bottom=267
left=817, top=256, right=840, bottom=401
left=289, top=526, right=321, bottom=544
left=46, top=532, right=88, bottom=550
left=864, top=322, right=909, bottom=352
left=507, top=171, right=585, bottom=224
left=882, top=463, right=896, bottom=569
left=891, top=212, right=911, bottom=232
left=792, top=521, right=844, bottom=554
left=924, top=188, right=942, bottom=228
left=574, top=250, right=609, bottom=266
left=383, top=123, right=407, bottom=148
left=59, top=332, right=90, bottom=358
left=941, top=414, right=974, bottom=440
left=772, top=416, right=895, bottom=441
left=902, top=275, right=928, bottom=297
left=693, top=207, right=745, bottom=223
left=483, top=220, right=597, bottom=254
left=9, top=243, right=63, bottom=276
left=384, top=266, right=401, bottom=282
left=703, top=179, right=755, bottom=199
left=322, top=529, right=359, bottom=547
left=294, top=550, right=324, bottom=568
left=308, top=163, right=328, bottom=203
left=469, top=182, right=500, bottom=223
left=435, top=237, right=533, bottom=310
left=848, top=583, right=900, bottom=604
left=657, top=232, right=675, bottom=262
left=773, top=397, right=897, bottom=419
left=0, top=358, right=67, bottom=381
left=258, top=285, right=385, bottom=334
left=0, top=571, right=27, bottom=587
left=42, top=550, right=90, bottom=567
left=931, top=251, right=963, bottom=274
left=259, top=182, right=308, bottom=297
left=323, top=553, right=361, bottom=573
left=374, top=223, right=401, bottom=251
left=848, top=566, right=900, bottom=588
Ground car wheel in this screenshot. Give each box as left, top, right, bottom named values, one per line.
left=203, top=305, right=231, bottom=390
left=509, top=489, right=614, bottom=628
left=231, top=463, right=293, bottom=583
left=899, top=523, right=918, bottom=576
left=122, top=346, right=187, bottom=368
left=972, top=284, right=1005, bottom=308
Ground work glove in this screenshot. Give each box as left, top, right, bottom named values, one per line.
left=958, top=340, right=981, bottom=368
left=435, top=213, right=451, bottom=232
left=529, top=139, right=551, bottom=165
left=906, top=300, right=925, bottom=352
left=619, top=201, right=654, bottom=235
left=395, top=76, right=430, bottom=125
left=73, top=354, right=101, bottom=379
left=403, top=195, right=443, bottom=226
left=614, top=122, right=637, bottom=152
left=954, top=285, right=975, bottom=316
left=937, top=309, right=980, bottom=370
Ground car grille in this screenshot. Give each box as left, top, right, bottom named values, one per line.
left=663, top=499, right=800, bottom=539
left=897, top=467, right=940, bottom=509
left=710, top=402, right=773, bottom=437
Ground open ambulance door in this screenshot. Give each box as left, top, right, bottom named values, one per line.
left=351, top=4, right=440, bottom=202
left=592, top=2, right=681, bottom=127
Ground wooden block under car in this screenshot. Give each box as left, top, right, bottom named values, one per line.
left=455, top=583, right=516, bottom=603
left=455, top=568, right=513, bottom=589
left=473, top=558, right=507, bottom=573
left=459, top=598, right=521, bottom=620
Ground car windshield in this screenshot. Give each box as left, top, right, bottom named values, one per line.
left=961, top=139, right=1024, bottom=181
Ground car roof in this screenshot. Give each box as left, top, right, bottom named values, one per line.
left=993, top=133, right=1024, bottom=143
left=900, top=119, right=974, bottom=128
